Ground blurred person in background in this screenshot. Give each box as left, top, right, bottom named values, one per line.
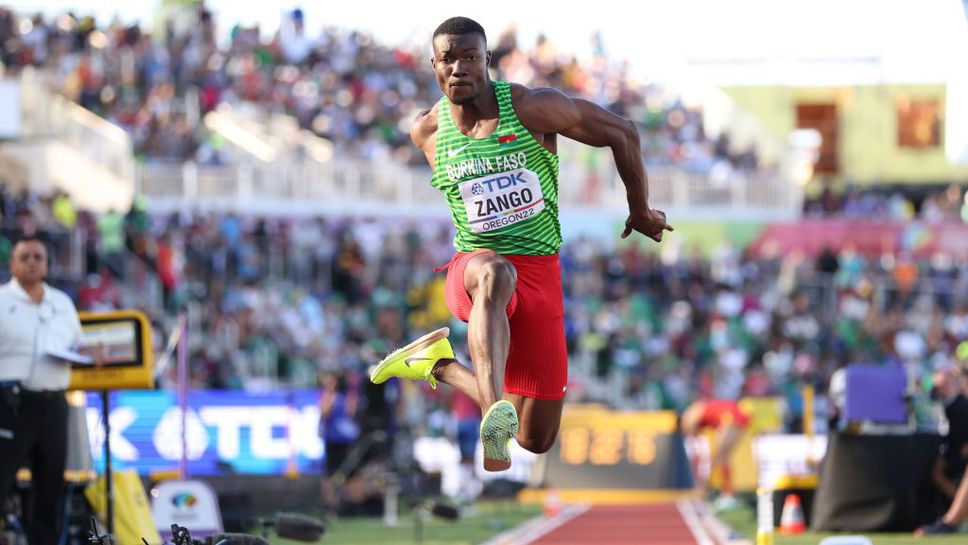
left=929, top=369, right=968, bottom=505
left=0, top=237, right=99, bottom=545
left=317, top=372, right=361, bottom=514
left=916, top=354, right=968, bottom=537
left=680, top=398, right=751, bottom=511
left=449, top=374, right=483, bottom=503
left=370, top=15, right=671, bottom=471
left=918, top=470, right=968, bottom=536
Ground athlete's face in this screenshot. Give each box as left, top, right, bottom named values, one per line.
left=431, top=33, right=490, bottom=106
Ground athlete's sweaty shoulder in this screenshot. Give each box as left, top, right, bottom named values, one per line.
left=410, top=103, right=439, bottom=151
left=508, top=82, right=581, bottom=136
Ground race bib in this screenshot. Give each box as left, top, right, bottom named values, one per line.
left=459, top=168, right=546, bottom=233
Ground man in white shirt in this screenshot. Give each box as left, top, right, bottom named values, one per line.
left=0, top=237, right=83, bottom=545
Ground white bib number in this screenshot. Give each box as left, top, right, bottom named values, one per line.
left=459, top=168, right=546, bottom=233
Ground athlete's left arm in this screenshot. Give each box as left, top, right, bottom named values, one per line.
left=516, top=86, right=673, bottom=242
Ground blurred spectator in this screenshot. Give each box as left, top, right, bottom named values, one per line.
left=96, top=208, right=125, bottom=277
left=50, top=191, right=76, bottom=230
left=450, top=374, right=482, bottom=502
left=318, top=371, right=361, bottom=511
left=3, top=7, right=767, bottom=174
left=0, top=186, right=964, bottom=440
left=806, top=183, right=967, bottom=224
left=929, top=369, right=968, bottom=504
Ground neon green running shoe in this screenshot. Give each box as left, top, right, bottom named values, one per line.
left=369, top=327, right=453, bottom=389
left=481, top=400, right=519, bottom=472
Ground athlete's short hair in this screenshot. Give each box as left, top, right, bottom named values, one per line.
left=433, top=16, right=487, bottom=45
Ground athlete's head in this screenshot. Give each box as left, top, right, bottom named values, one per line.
left=431, top=16, right=490, bottom=106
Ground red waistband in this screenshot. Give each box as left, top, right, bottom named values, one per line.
left=434, top=250, right=559, bottom=272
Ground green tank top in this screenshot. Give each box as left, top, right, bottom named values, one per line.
left=431, top=80, right=561, bottom=255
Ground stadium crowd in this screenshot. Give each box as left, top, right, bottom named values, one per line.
left=0, top=6, right=759, bottom=173
left=2, top=5, right=968, bottom=528
left=804, top=182, right=968, bottom=223
left=2, top=183, right=966, bottom=438
left=6, top=5, right=963, bottom=224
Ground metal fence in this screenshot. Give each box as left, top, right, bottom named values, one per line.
left=17, top=68, right=800, bottom=215
left=136, top=157, right=801, bottom=215
left=19, top=68, right=134, bottom=186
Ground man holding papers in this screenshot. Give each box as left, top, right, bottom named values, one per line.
left=0, top=236, right=91, bottom=545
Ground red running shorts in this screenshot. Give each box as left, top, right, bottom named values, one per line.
left=698, top=399, right=752, bottom=429
left=441, top=249, right=568, bottom=400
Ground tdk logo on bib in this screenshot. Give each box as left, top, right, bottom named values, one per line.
left=460, top=168, right=545, bottom=233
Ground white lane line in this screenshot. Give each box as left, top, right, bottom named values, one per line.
left=479, top=503, right=593, bottom=545
left=677, top=499, right=716, bottom=545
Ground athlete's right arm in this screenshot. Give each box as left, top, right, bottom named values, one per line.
left=410, top=105, right=439, bottom=168
left=513, top=85, right=672, bottom=242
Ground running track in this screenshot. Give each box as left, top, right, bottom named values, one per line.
left=484, top=501, right=723, bottom=545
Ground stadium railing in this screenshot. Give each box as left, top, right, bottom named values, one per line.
left=136, top=157, right=800, bottom=215
left=17, top=69, right=800, bottom=216
left=19, top=68, right=135, bottom=188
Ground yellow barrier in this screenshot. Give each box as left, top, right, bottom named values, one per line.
left=85, top=469, right=162, bottom=545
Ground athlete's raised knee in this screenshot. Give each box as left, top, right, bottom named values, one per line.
left=517, top=432, right=557, bottom=454
left=473, top=257, right=516, bottom=303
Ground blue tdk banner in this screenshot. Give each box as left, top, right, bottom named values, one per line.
left=85, top=391, right=324, bottom=475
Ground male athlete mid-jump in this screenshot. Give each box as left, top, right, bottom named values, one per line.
left=371, top=16, right=672, bottom=470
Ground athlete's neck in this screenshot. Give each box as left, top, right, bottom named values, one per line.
left=449, top=80, right=499, bottom=133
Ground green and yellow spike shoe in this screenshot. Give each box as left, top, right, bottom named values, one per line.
left=369, top=327, right=453, bottom=389
left=480, top=400, right=519, bottom=472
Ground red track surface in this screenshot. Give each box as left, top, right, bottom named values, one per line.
left=530, top=504, right=700, bottom=545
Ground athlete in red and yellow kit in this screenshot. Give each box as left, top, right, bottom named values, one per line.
left=680, top=399, right=751, bottom=501
left=370, top=16, right=672, bottom=471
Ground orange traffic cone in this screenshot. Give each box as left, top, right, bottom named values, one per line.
left=543, top=489, right=562, bottom=518
left=779, top=493, right=806, bottom=535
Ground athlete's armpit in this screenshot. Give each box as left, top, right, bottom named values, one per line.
left=410, top=105, right=439, bottom=164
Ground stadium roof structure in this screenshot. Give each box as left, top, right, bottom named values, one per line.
left=671, top=0, right=968, bottom=165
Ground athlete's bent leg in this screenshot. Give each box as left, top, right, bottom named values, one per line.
left=504, top=394, right=564, bottom=454
left=461, top=251, right=521, bottom=471
left=463, top=251, right=516, bottom=410
left=434, top=366, right=564, bottom=454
